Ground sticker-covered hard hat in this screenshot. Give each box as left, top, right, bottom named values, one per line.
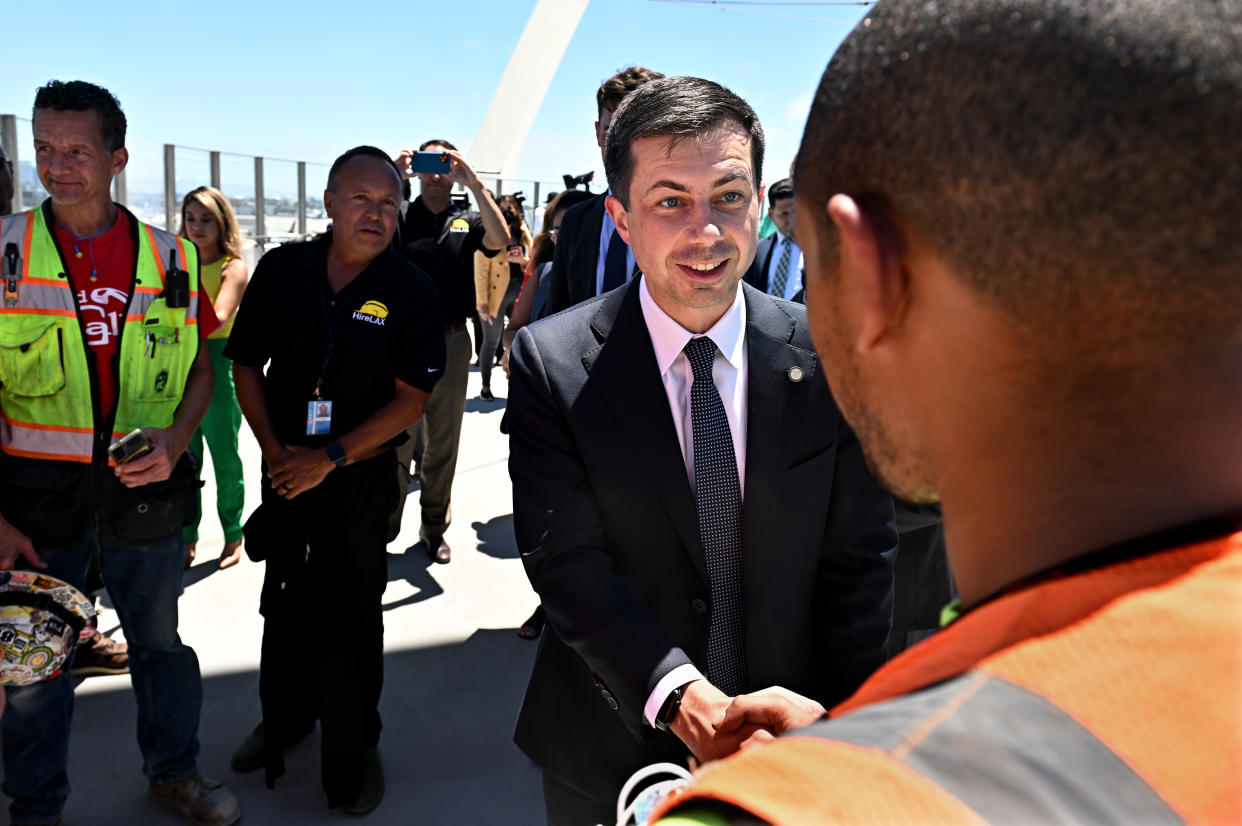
left=0, top=572, right=94, bottom=686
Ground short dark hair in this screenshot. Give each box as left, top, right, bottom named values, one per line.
left=327, top=146, right=402, bottom=193
left=596, top=66, right=665, bottom=117
left=767, top=178, right=793, bottom=207
left=33, top=80, right=126, bottom=152
left=418, top=138, right=457, bottom=152
left=795, top=0, right=1242, bottom=354
left=604, top=76, right=764, bottom=210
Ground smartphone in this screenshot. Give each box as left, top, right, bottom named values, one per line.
left=409, top=151, right=451, bottom=175
left=108, top=429, right=153, bottom=465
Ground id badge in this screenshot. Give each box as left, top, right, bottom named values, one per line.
left=307, top=400, right=332, bottom=435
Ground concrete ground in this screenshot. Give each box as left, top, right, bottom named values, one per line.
left=25, top=359, right=549, bottom=825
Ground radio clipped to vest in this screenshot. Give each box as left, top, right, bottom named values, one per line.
left=162, top=248, right=189, bottom=308
left=3, top=242, right=20, bottom=307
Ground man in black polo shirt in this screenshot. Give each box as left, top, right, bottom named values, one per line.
left=391, top=139, right=507, bottom=562
left=224, top=146, right=444, bottom=815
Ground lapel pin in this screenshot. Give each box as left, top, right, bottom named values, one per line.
left=787, top=366, right=804, bottom=383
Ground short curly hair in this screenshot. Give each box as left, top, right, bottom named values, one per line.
left=33, top=80, right=126, bottom=153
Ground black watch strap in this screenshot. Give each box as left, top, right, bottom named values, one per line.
left=654, top=685, right=685, bottom=732
left=326, top=441, right=347, bottom=468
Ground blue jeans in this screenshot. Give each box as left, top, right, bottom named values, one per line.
left=2, top=523, right=202, bottom=823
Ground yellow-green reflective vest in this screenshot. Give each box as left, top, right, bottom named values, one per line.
left=0, top=203, right=200, bottom=463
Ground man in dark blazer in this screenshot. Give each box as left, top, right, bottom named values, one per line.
left=539, top=66, right=664, bottom=319
left=508, top=76, right=896, bottom=825
left=743, top=178, right=803, bottom=298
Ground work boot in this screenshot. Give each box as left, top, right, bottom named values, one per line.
left=73, top=628, right=129, bottom=677
left=342, top=748, right=384, bottom=816
left=148, top=771, right=241, bottom=826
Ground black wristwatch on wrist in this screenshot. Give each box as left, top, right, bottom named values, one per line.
left=325, top=441, right=347, bottom=468
left=654, top=685, right=685, bottom=732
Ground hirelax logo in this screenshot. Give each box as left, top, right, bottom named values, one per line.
left=353, top=300, right=389, bottom=326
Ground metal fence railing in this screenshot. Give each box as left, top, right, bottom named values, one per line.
left=3, top=114, right=592, bottom=257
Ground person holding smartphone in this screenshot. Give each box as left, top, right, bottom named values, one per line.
left=388, top=140, right=508, bottom=561
left=0, top=81, right=238, bottom=826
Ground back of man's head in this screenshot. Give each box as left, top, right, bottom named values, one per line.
left=597, top=66, right=666, bottom=117
left=33, top=80, right=126, bottom=153
left=795, top=0, right=1242, bottom=363
left=604, top=76, right=764, bottom=210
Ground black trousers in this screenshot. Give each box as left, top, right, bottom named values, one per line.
left=543, top=771, right=617, bottom=826
left=255, top=451, right=396, bottom=808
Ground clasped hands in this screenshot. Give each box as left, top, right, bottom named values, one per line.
left=266, top=445, right=333, bottom=499
left=669, top=680, right=827, bottom=766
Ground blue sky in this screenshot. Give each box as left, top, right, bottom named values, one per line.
left=3, top=0, right=871, bottom=198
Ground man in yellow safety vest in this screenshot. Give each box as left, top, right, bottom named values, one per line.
left=0, top=80, right=239, bottom=826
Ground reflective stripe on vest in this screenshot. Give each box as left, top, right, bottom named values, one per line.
left=657, top=537, right=1242, bottom=826
left=657, top=672, right=1184, bottom=825
left=0, top=206, right=199, bottom=462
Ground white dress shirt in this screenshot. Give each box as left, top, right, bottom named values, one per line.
left=637, top=277, right=749, bottom=726
left=766, top=233, right=804, bottom=301
left=596, top=192, right=638, bottom=296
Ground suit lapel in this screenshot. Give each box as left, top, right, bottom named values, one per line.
left=583, top=280, right=708, bottom=586
left=761, top=236, right=777, bottom=292
left=740, top=285, right=818, bottom=603
left=573, top=194, right=608, bottom=303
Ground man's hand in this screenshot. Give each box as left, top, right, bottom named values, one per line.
left=0, top=517, right=43, bottom=571
left=501, top=349, right=510, bottom=379
left=268, top=445, right=333, bottom=499
left=669, top=680, right=771, bottom=764
left=715, top=686, right=827, bottom=747
left=114, top=427, right=185, bottom=488
left=393, top=149, right=414, bottom=180
left=478, top=303, right=494, bottom=325
left=442, top=149, right=483, bottom=191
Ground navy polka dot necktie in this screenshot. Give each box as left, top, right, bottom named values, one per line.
left=683, top=336, right=747, bottom=695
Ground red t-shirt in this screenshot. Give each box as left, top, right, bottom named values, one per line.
left=52, top=209, right=219, bottom=418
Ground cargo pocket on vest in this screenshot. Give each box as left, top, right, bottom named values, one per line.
left=124, top=324, right=191, bottom=405
left=0, top=320, right=66, bottom=397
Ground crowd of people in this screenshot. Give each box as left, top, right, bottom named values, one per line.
left=0, top=1, right=1239, bottom=824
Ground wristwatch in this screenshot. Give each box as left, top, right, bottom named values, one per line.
left=325, top=441, right=347, bottom=468
left=654, top=685, right=685, bottom=732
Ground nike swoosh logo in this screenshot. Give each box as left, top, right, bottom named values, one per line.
left=427, top=367, right=440, bottom=372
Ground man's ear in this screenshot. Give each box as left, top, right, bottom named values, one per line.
left=323, top=189, right=335, bottom=220
left=111, top=147, right=128, bottom=176
left=826, top=194, right=908, bottom=353
left=594, top=121, right=605, bottom=150
left=604, top=194, right=630, bottom=245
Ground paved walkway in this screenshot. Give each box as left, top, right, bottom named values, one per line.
left=47, top=363, right=548, bottom=825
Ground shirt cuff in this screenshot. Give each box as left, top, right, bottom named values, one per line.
left=644, top=664, right=705, bottom=728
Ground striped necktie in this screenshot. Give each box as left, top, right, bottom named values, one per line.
left=769, top=237, right=792, bottom=298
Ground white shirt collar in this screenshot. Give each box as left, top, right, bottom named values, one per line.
left=638, top=277, right=747, bottom=377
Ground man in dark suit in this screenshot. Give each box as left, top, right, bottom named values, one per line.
left=538, top=66, right=664, bottom=319
left=508, top=76, right=897, bottom=825
left=743, top=178, right=803, bottom=298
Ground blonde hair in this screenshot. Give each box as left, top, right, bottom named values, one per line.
left=179, top=185, right=243, bottom=261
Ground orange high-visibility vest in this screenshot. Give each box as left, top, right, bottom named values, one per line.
left=656, top=531, right=1242, bottom=825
